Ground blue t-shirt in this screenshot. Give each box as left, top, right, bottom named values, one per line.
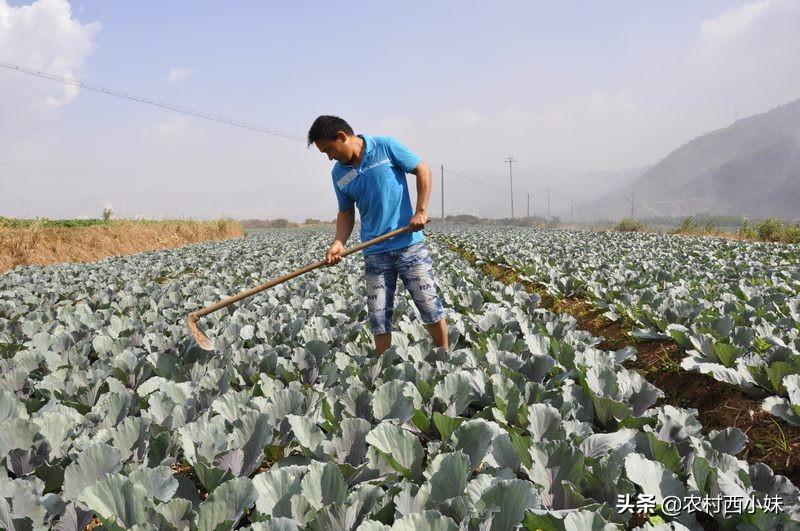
left=332, top=134, right=424, bottom=255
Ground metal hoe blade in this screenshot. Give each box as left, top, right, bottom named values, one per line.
left=187, top=311, right=215, bottom=350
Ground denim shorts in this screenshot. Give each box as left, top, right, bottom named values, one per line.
left=364, top=242, right=445, bottom=335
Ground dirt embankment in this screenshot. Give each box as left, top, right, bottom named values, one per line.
left=0, top=219, right=244, bottom=273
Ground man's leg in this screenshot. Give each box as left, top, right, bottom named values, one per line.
left=426, top=318, right=449, bottom=351
left=365, top=252, right=397, bottom=356
left=373, top=333, right=392, bottom=356
left=397, top=243, right=449, bottom=351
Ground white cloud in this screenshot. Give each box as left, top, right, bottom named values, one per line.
left=156, top=114, right=188, bottom=140
left=700, top=0, right=771, bottom=46
left=0, top=0, right=100, bottom=158
left=695, top=0, right=800, bottom=63
left=0, top=0, right=101, bottom=110
left=167, top=67, right=193, bottom=84
left=688, top=0, right=800, bottom=122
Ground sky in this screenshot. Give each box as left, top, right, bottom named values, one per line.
left=1, top=0, right=799, bottom=220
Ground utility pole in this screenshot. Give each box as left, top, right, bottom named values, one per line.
left=547, top=188, right=551, bottom=220
left=571, top=201, right=574, bottom=222
left=440, top=164, right=445, bottom=221
left=527, top=193, right=530, bottom=218
left=505, top=156, right=517, bottom=219
left=626, top=192, right=636, bottom=218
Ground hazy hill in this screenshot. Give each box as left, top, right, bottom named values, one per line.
left=581, top=99, right=800, bottom=221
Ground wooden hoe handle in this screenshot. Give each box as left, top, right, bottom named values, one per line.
left=187, top=225, right=414, bottom=349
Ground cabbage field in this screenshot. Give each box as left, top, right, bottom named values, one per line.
left=442, top=227, right=800, bottom=430
left=0, top=228, right=798, bottom=530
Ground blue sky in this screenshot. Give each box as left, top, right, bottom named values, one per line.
left=59, top=1, right=738, bottom=132
left=2, top=0, right=799, bottom=219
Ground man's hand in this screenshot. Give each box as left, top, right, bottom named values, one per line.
left=409, top=210, right=429, bottom=231
left=326, top=240, right=345, bottom=266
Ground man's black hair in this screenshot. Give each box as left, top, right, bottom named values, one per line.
left=307, top=115, right=354, bottom=146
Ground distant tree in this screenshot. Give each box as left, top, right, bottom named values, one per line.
left=445, top=214, right=480, bottom=224
left=268, top=218, right=293, bottom=228
left=102, top=208, right=114, bottom=222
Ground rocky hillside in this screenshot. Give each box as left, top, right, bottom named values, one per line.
left=582, top=99, right=800, bottom=221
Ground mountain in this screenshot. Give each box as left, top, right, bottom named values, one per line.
left=581, top=99, right=800, bottom=221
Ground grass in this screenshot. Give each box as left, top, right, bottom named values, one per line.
left=2, top=218, right=45, bottom=268
left=651, top=344, right=680, bottom=374
left=0, top=218, right=244, bottom=272
left=767, top=418, right=792, bottom=469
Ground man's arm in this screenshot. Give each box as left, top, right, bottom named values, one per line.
left=409, top=161, right=432, bottom=231
left=326, top=208, right=355, bottom=265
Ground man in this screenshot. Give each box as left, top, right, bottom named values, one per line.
left=307, top=115, right=448, bottom=355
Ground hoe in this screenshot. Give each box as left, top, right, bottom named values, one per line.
left=187, top=225, right=413, bottom=350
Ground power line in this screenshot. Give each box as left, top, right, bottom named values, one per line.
left=444, top=167, right=515, bottom=195
left=442, top=167, right=548, bottom=199
left=0, top=162, right=323, bottom=170
left=443, top=166, right=583, bottom=220
left=0, top=60, right=304, bottom=142
left=3, top=60, right=591, bottom=219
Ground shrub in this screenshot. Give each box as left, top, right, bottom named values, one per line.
left=670, top=216, right=717, bottom=235
left=781, top=225, right=800, bottom=244
left=738, top=218, right=800, bottom=243
left=614, top=218, right=645, bottom=232
left=738, top=218, right=757, bottom=240
left=757, top=218, right=785, bottom=242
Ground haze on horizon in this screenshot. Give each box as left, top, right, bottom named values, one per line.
left=1, top=0, right=799, bottom=221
